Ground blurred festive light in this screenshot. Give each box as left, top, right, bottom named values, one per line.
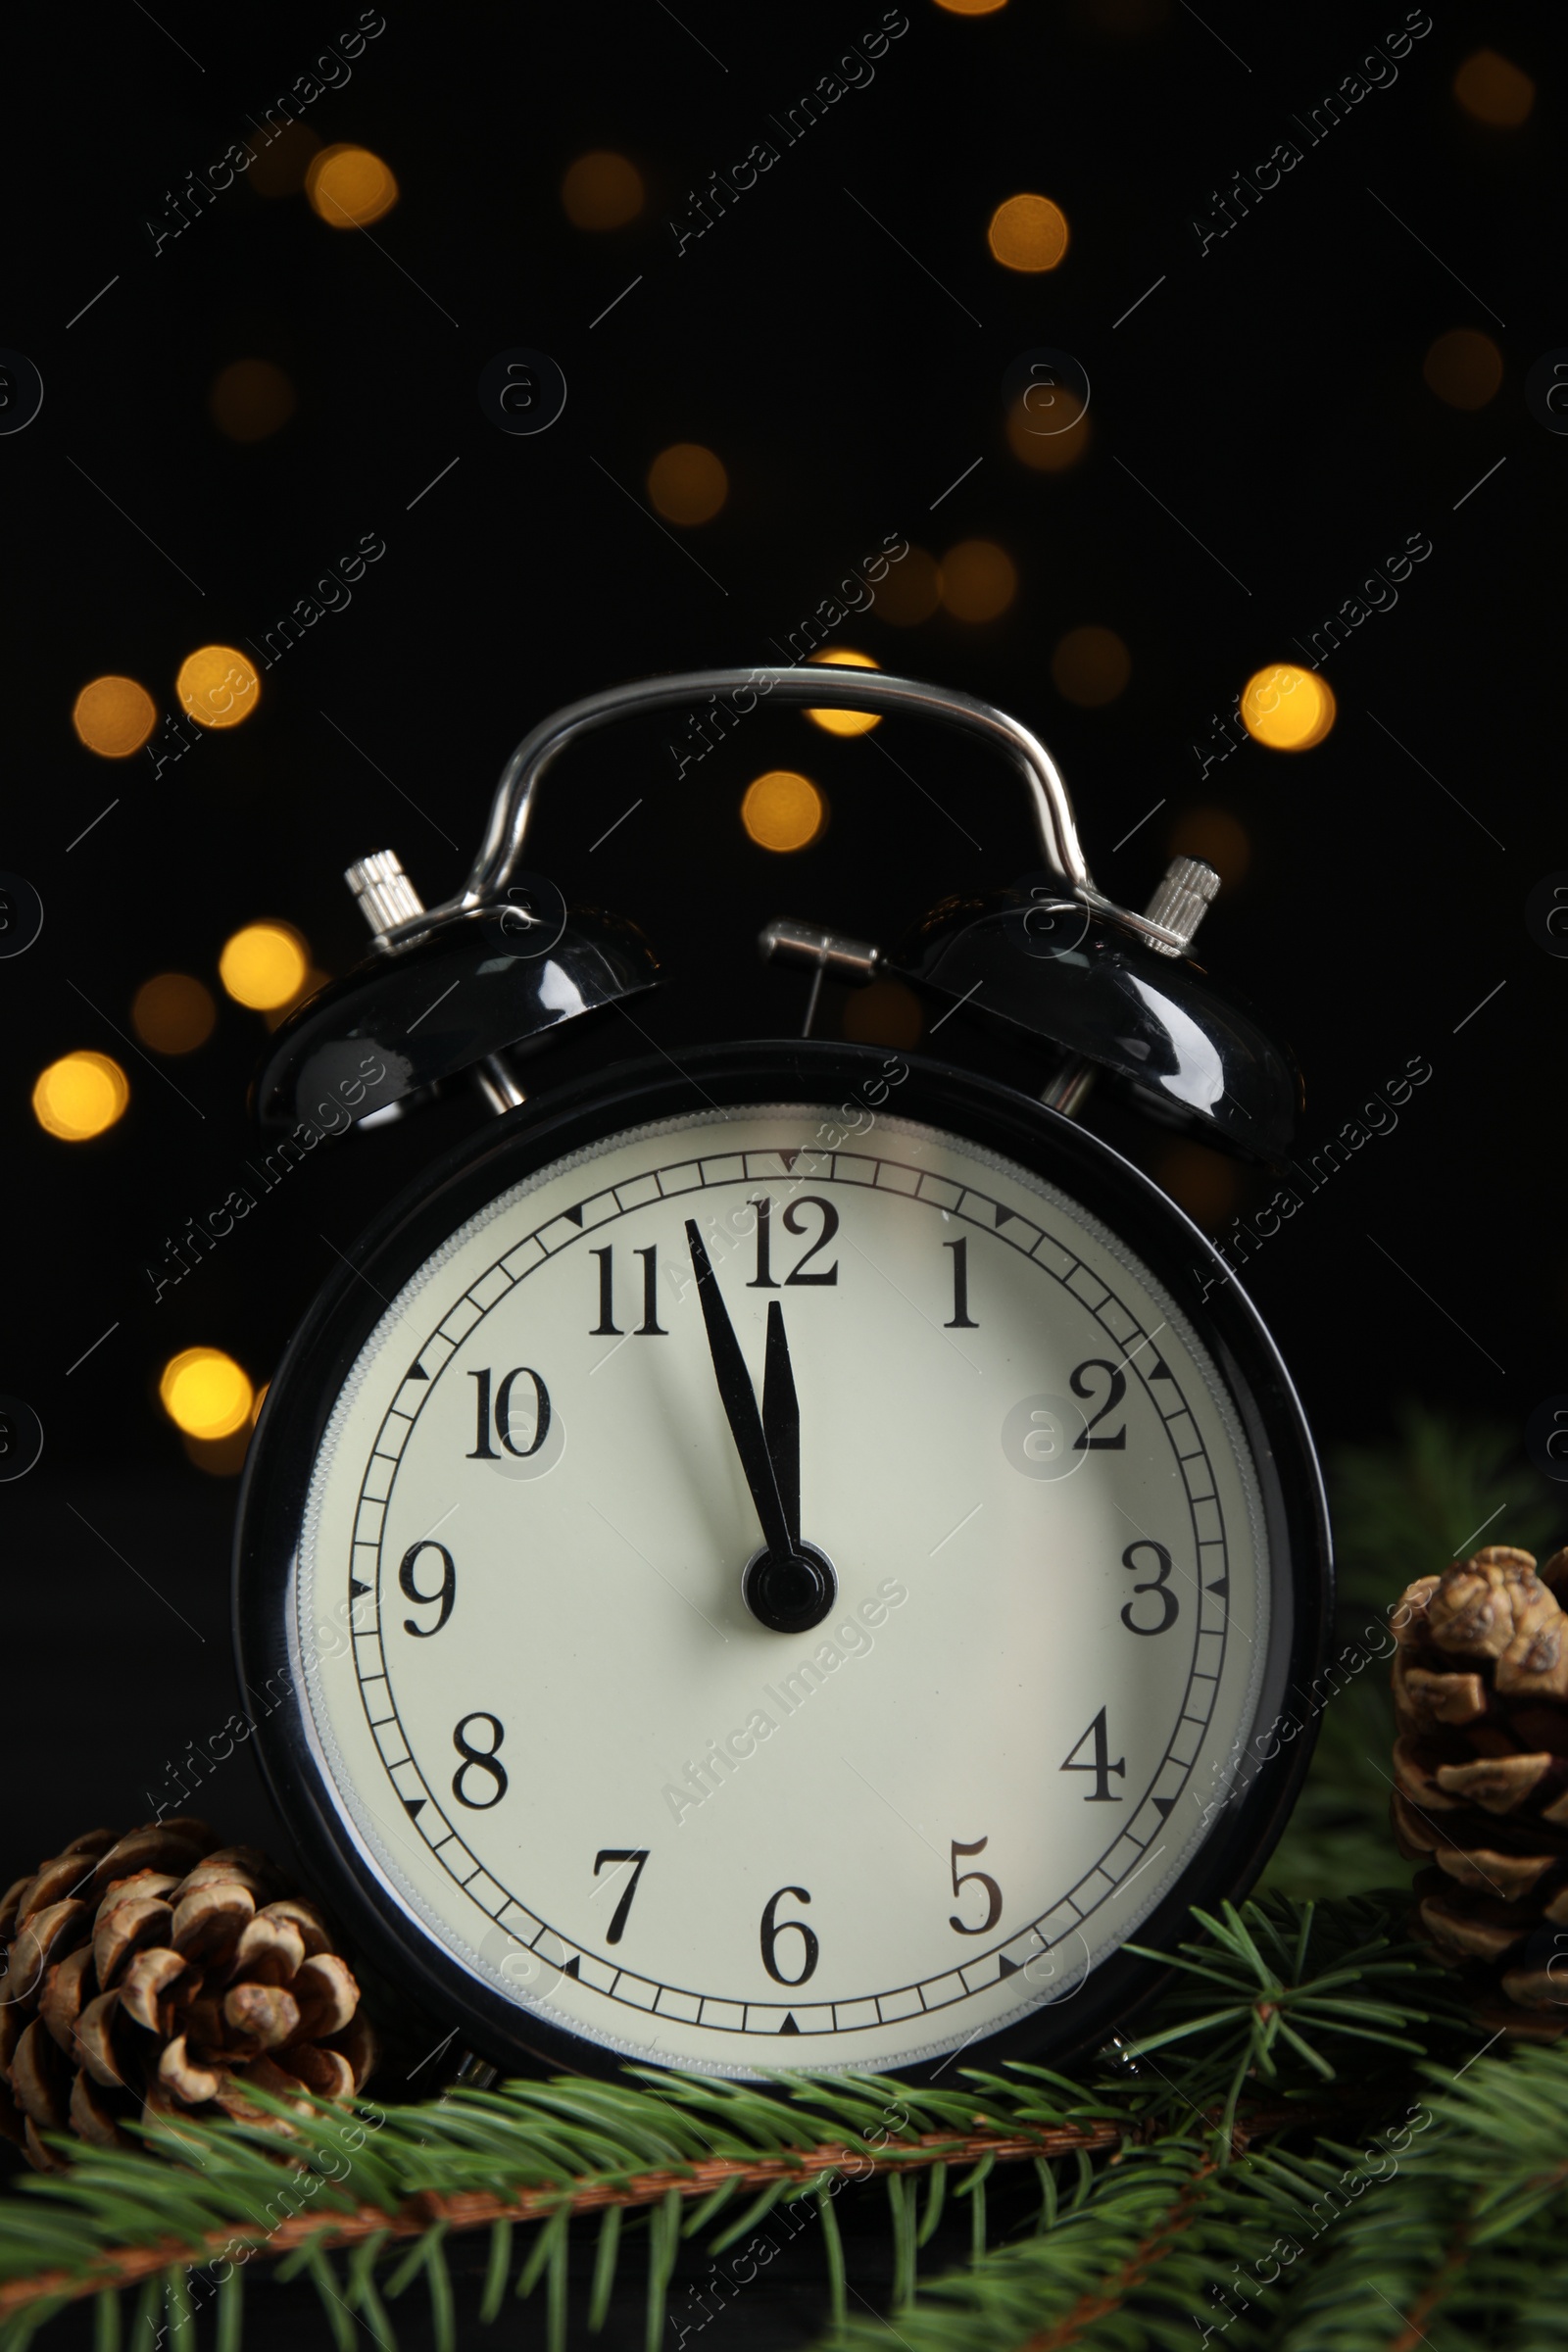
left=176, top=646, right=260, bottom=730
left=873, top=546, right=942, bottom=625
left=1051, top=625, right=1129, bottom=707
left=562, top=151, right=645, bottom=228
left=1240, top=664, right=1335, bottom=752
left=1006, top=400, right=1092, bottom=470
left=219, top=920, right=310, bottom=1010
left=1169, top=806, right=1251, bottom=890
left=806, top=650, right=882, bottom=735
left=306, top=144, right=399, bottom=228
left=1423, top=329, right=1503, bottom=411
left=209, top=359, right=297, bottom=443
left=935, top=0, right=1005, bottom=11
left=72, top=675, right=157, bottom=759
left=264, top=964, right=331, bottom=1030
left=742, top=771, right=824, bottom=852
left=181, top=1428, right=253, bottom=1476
left=842, top=979, right=923, bottom=1049
left=31, top=1052, right=129, bottom=1142
left=1152, top=1139, right=1242, bottom=1233
left=647, top=443, right=727, bottom=524
left=940, top=540, right=1016, bottom=622
left=159, top=1348, right=254, bottom=1441
left=987, top=194, right=1069, bottom=272
left=132, top=973, right=218, bottom=1054
left=1453, top=48, right=1535, bottom=126
left=247, top=123, right=321, bottom=198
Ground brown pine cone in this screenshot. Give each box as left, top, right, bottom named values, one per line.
left=0, top=1819, right=376, bottom=2170
left=1391, top=1544, right=1568, bottom=2038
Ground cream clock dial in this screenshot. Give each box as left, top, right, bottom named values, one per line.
left=253, top=1056, right=1304, bottom=2080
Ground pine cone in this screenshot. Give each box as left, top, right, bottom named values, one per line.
left=0, top=1819, right=376, bottom=2169
left=1391, top=1544, right=1568, bottom=2037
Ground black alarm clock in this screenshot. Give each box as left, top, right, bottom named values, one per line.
left=234, top=664, right=1331, bottom=2084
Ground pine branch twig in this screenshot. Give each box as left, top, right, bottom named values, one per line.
left=0, top=2130, right=1113, bottom=2324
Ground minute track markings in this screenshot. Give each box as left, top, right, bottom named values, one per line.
left=350, top=1162, right=1228, bottom=2024
left=330, top=1138, right=1235, bottom=2031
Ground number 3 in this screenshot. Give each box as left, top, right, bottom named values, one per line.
left=1120, top=1540, right=1179, bottom=1636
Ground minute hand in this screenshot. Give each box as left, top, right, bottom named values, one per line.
left=684, top=1221, right=794, bottom=1561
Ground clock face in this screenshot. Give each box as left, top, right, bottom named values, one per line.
left=264, top=1056, right=1308, bottom=2079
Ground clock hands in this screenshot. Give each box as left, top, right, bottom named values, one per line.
left=683, top=1220, right=835, bottom=1635
left=762, top=1299, right=801, bottom=1551
left=684, top=1220, right=792, bottom=1561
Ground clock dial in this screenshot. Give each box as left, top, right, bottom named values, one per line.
left=290, top=1095, right=1272, bottom=2073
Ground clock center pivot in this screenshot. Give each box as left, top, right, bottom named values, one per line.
left=741, top=1540, right=839, bottom=1636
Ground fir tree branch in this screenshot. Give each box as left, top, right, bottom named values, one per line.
left=0, top=2129, right=1118, bottom=2324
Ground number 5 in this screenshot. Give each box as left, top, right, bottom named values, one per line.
left=949, top=1837, right=1003, bottom=1935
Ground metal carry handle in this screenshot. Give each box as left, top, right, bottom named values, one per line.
left=356, top=666, right=1195, bottom=955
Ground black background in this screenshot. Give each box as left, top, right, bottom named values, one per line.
left=1, top=0, right=1560, bottom=1980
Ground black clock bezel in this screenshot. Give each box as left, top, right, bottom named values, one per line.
left=234, top=1039, right=1333, bottom=2086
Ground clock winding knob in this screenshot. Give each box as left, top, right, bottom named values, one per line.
left=1140, top=857, right=1219, bottom=958
left=345, top=849, right=425, bottom=941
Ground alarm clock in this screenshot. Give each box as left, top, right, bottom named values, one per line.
left=235, top=664, right=1331, bottom=2084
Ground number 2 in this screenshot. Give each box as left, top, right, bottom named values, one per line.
left=1070, top=1359, right=1126, bottom=1449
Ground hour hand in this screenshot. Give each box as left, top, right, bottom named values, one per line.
left=684, top=1221, right=793, bottom=1561
left=762, top=1300, right=800, bottom=1551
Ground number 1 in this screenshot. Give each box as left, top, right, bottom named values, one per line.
left=944, top=1238, right=978, bottom=1328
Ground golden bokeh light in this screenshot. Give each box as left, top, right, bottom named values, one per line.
left=1240, top=664, right=1336, bottom=753
left=842, top=978, right=923, bottom=1049
left=647, top=443, right=728, bottom=525
left=1169, top=806, right=1251, bottom=890
left=940, top=539, right=1017, bottom=623
left=1153, top=1140, right=1242, bottom=1234
left=806, top=649, right=882, bottom=736
left=72, top=675, right=157, bottom=759
left=31, top=1052, right=129, bottom=1142
left=1453, top=48, right=1535, bottom=126
left=562, top=150, right=645, bottom=229
left=132, top=973, right=218, bottom=1054
left=1051, top=625, right=1130, bottom=708
left=874, top=546, right=943, bottom=625
left=935, top=0, right=1006, bottom=11
left=182, top=1428, right=254, bottom=1476
left=209, top=359, right=297, bottom=443
left=219, top=921, right=311, bottom=1010
left=306, top=144, right=399, bottom=228
left=176, top=646, right=260, bottom=731
left=159, top=1348, right=254, bottom=1441
left=987, top=194, right=1069, bottom=272
left=1006, top=400, right=1093, bottom=470
left=263, top=964, right=330, bottom=1030
left=742, top=771, right=825, bottom=853
left=1423, top=328, right=1503, bottom=411
left=247, top=123, right=321, bottom=198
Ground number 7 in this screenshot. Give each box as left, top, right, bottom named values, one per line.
left=593, top=1848, right=650, bottom=1944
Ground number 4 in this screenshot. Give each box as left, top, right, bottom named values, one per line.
left=1061, top=1707, right=1125, bottom=1801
